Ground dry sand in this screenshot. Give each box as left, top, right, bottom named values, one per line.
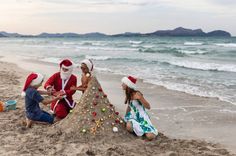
left=0, top=60, right=235, bottom=156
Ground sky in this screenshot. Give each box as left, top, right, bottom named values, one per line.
left=0, top=0, right=236, bottom=35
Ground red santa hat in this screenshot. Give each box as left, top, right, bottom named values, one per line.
left=21, top=73, right=44, bottom=97
left=121, top=76, right=137, bottom=89
left=60, top=59, right=73, bottom=69
left=81, top=59, right=94, bottom=72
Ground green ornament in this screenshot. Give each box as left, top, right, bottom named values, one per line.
left=101, top=108, right=106, bottom=112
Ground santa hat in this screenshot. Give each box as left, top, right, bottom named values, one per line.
left=21, top=73, right=44, bottom=97
left=60, top=59, right=73, bottom=69
left=121, top=76, right=137, bottom=89
left=81, top=59, right=94, bottom=72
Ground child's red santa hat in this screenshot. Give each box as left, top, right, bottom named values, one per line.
left=121, top=76, right=137, bottom=90
left=60, top=59, right=73, bottom=69
left=21, top=73, right=44, bottom=97
left=81, top=59, right=94, bottom=72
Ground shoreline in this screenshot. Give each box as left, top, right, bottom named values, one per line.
left=1, top=55, right=236, bottom=154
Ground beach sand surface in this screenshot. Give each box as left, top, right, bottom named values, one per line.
left=0, top=56, right=236, bottom=155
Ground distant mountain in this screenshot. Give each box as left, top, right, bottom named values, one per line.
left=146, top=27, right=206, bottom=37
left=0, top=33, right=6, bottom=37
left=111, top=32, right=142, bottom=37
left=36, top=32, right=107, bottom=38
left=80, top=32, right=107, bottom=38
left=0, top=31, right=22, bottom=37
left=0, top=27, right=232, bottom=38
left=37, top=33, right=80, bottom=38
left=207, top=30, right=231, bottom=37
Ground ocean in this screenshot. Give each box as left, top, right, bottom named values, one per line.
left=0, top=36, right=235, bottom=105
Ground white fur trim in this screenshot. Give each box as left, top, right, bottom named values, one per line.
left=121, top=77, right=136, bottom=89
left=31, top=73, right=44, bottom=86
left=81, top=59, right=93, bottom=72
left=61, top=64, right=73, bottom=69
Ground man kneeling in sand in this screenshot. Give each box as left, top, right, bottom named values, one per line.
left=44, top=59, right=77, bottom=120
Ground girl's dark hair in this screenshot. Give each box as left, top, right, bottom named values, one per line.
left=125, top=87, right=143, bottom=104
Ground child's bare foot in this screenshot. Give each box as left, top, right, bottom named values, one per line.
left=21, top=120, right=27, bottom=127
left=26, top=118, right=33, bottom=128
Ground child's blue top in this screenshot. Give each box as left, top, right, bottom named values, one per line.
left=25, top=87, right=44, bottom=120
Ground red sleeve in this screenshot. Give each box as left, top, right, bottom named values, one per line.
left=44, top=73, right=58, bottom=90
left=64, top=75, right=77, bottom=96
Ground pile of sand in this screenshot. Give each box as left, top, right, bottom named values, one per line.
left=52, top=77, right=129, bottom=141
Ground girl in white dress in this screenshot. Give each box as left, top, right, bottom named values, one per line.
left=121, top=76, right=158, bottom=140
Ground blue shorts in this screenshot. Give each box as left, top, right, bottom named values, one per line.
left=36, top=111, right=54, bottom=124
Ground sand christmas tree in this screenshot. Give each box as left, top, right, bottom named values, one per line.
left=54, top=77, right=129, bottom=140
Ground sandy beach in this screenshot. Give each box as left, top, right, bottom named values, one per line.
left=0, top=55, right=235, bottom=155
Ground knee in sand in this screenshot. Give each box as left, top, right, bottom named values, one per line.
left=145, top=133, right=156, bottom=141
left=126, top=122, right=133, bottom=132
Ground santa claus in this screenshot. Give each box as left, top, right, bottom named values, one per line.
left=44, top=59, right=77, bottom=119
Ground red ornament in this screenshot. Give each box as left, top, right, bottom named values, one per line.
left=95, top=94, right=99, bottom=98
left=103, top=94, right=107, bottom=98
left=98, top=88, right=103, bottom=92
left=115, top=119, right=120, bottom=124
left=109, top=104, right=113, bottom=107
left=92, top=112, right=97, bottom=117
left=93, top=101, right=97, bottom=106
left=115, top=112, right=119, bottom=115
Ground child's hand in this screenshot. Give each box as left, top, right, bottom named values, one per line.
left=133, top=92, right=142, bottom=100
left=56, top=94, right=64, bottom=100
left=47, top=87, right=55, bottom=95
left=53, top=90, right=66, bottom=96
left=70, top=86, right=77, bottom=90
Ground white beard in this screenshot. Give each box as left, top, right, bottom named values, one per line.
left=60, top=70, right=72, bottom=80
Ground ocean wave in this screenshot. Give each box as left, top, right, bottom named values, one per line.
left=138, top=47, right=187, bottom=57
left=179, top=49, right=208, bottom=54
left=184, top=42, right=203, bottom=46
left=129, top=40, right=143, bottom=44
left=62, top=42, right=77, bottom=45
left=215, top=43, right=236, bottom=47
left=162, top=60, right=236, bottom=73
left=76, top=46, right=137, bottom=51
left=85, top=55, right=111, bottom=61
left=138, top=47, right=207, bottom=55
left=40, top=57, right=62, bottom=64
left=94, top=67, right=112, bottom=72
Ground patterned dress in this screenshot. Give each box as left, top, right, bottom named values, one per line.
left=124, top=99, right=158, bottom=136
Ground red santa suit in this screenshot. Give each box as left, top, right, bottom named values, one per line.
left=44, top=59, right=77, bottom=119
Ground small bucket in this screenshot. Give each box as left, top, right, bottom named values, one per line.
left=5, top=100, right=17, bottom=110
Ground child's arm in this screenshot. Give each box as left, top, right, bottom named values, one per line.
left=38, top=90, right=51, bottom=96
left=125, top=105, right=131, bottom=115
left=70, top=75, right=89, bottom=92
left=70, top=85, right=87, bottom=91
left=41, top=95, right=62, bottom=106
left=134, top=92, right=151, bottom=109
